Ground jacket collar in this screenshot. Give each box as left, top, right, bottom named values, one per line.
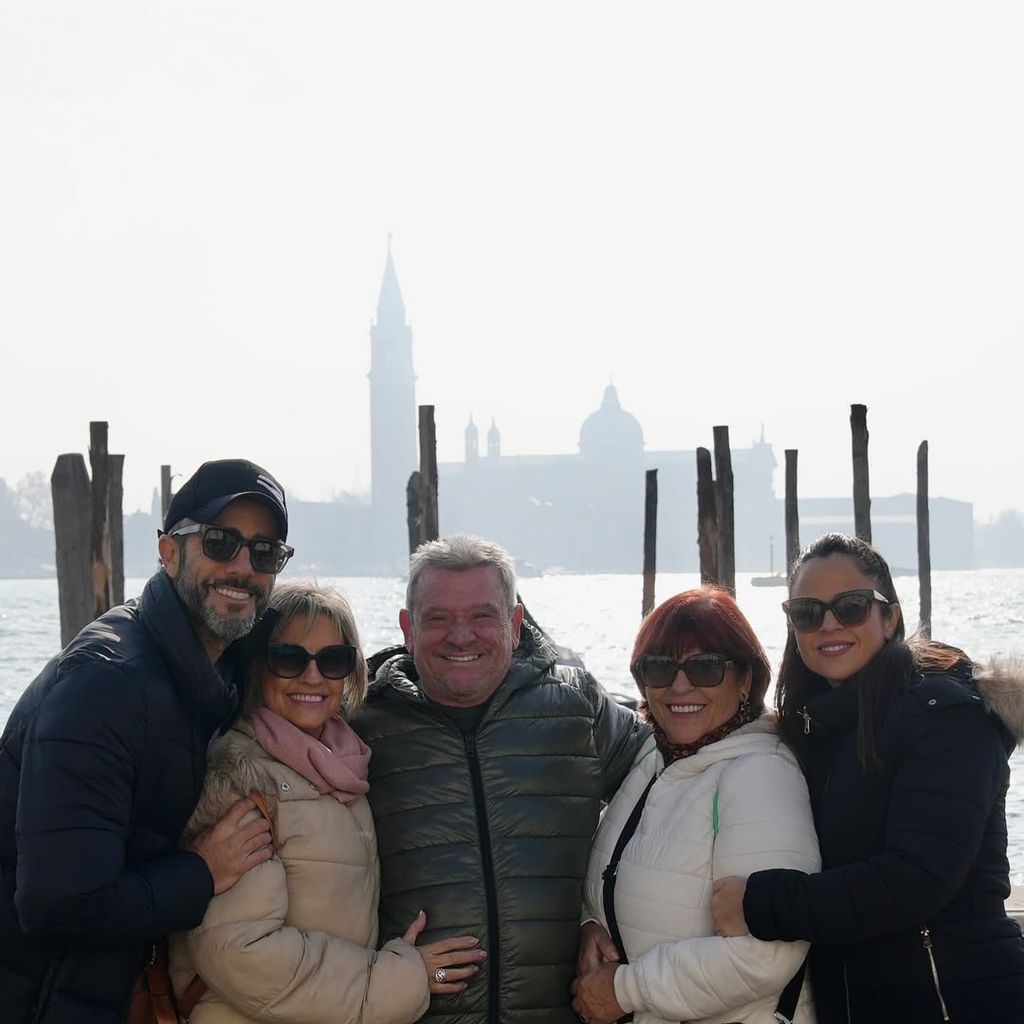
left=136, top=571, right=239, bottom=733
left=803, top=656, right=1024, bottom=748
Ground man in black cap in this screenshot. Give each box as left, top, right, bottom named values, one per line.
left=0, top=458, right=292, bottom=1024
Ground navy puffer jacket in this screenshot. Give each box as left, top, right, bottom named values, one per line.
left=743, top=658, right=1024, bottom=1024
left=351, top=632, right=647, bottom=1024
left=0, top=571, right=239, bottom=1024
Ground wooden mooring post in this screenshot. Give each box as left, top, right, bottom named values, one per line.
left=642, top=469, right=657, bottom=617
left=712, top=426, right=735, bottom=595
left=917, top=441, right=932, bottom=638
left=51, top=455, right=92, bottom=647
left=696, top=447, right=718, bottom=585
left=405, top=404, right=440, bottom=555
left=89, top=422, right=113, bottom=618
left=160, top=464, right=173, bottom=521
left=850, top=404, right=872, bottom=543
left=51, top=421, right=125, bottom=646
left=418, top=405, right=439, bottom=544
left=784, top=448, right=799, bottom=579
left=109, top=453, right=125, bottom=606
left=406, top=471, right=425, bottom=555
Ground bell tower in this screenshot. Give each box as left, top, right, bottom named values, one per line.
left=368, top=238, right=417, bottom=561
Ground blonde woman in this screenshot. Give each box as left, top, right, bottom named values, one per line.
left=170, top=581, right=484, bottom=1023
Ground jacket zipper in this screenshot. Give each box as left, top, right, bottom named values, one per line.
left=920, top=927, right=951, bottom=1021
left=840, top=961, right=851, bottom=1023
left=29, top=947, right=67, bottom=1022
left=465, top=732, right=500, bottom=1024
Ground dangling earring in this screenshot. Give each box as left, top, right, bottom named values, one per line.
left=739, top=691, right=751, bottom=715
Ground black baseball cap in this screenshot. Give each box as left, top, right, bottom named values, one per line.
left=163, top=459, right=289, bottom=540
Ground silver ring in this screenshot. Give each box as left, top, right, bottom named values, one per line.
left=434, top=966, right=448, bottom=984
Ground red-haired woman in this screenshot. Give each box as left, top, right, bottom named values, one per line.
left=570, top=587, right=820, bottom=1024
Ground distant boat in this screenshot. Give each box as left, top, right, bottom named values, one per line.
left=751, top=536, right=788, bottom=589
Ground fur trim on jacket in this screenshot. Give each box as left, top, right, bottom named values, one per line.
left=975, top=655, right=1024, bottom=745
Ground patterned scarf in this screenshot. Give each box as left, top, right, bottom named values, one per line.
left=250, top=707, right=371, bottom=804
left=639, top=698, right=757, bottom=764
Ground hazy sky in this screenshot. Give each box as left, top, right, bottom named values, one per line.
left=2, top=2, right=1022, bottom=521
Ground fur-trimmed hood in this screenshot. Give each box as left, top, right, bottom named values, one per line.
left=975, top=655, right=1024, bottom=745
left=181, top=720, right=276, bottom=845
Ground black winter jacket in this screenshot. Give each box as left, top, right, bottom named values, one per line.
left=0, top=571, right=239, bottom=1024
left=744, top=658, right=1024, bottom=1024
left=351, top=634, right=647, bottom=1024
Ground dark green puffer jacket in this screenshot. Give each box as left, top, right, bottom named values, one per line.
left=351, top=635, right=646, bottom=1024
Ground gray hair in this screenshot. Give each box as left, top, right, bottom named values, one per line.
left=244, top=579, right=369, bottom=717
left=406, top=534, right=518, bottom=619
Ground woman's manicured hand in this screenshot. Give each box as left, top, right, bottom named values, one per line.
left=403, top=910, right=487, bottom=994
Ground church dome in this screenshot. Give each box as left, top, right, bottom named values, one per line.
left=579, top=385, right=644, bottom=457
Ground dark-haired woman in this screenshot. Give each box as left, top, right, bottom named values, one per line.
left=571, top=587, right=820, bottom=1024
left=711, top=533, right=1024, bottom=1024
left=169, top=581, right=484, bottom=1024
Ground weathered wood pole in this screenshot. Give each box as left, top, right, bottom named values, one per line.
left=696, top=447, right=718, bottom=585
left=917, top=441, right=932, bottom=638
left=160, top=464, right=172, bottom=521
left=712, top=426, right=735, bottom=595
left=850, top=404, right=872, bottom=543
left=418, top=405, right=439, bottom=543
left=51, top=454, right=92, bottom=646
left=406, top=470, right=424, bottom=555
left=108, top=453, right=125, bottom=605
left=89, top=422, right=113, bottom=619
left=784, top=448, right=800, bottom=578
left=642, top=469, right=658, bottom=617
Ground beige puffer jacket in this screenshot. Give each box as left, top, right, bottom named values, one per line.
left=169, top=719, right=430, bottom=1024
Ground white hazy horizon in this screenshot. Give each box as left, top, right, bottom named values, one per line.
left=2, top=2, right=1022, bottom=520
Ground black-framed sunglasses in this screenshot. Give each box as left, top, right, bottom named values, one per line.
left=170, top=523, right=294, bottom=575
left=632, top=653, right=735, bottom=689
left=782, top=588, right=891, bottom=633
left=266, top=642, right=357, bottom=680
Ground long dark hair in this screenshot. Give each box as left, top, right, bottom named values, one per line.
left=776, top=533, right=961, bottom=772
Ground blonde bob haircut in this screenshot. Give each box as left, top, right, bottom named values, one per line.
left=244, top=580, right=369, bottom=718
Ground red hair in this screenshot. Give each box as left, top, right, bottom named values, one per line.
left=630, top=586, right=771, bottom=708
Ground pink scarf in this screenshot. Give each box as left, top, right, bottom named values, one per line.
left=249, top=707, right=371, bottom=805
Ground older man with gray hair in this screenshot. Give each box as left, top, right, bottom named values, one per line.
left=352, top=534, right=647, bottom=1024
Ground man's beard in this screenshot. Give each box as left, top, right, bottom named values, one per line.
left=174, top=555, right=268, bottom=647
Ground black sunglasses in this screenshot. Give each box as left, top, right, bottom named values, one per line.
left=170, top=523, right=294, bottom=575
left=266, top=642, right=357, bottom=680
left=782, top=588, right=890, bottom=633
left=632, top=653, right=735, bottom=689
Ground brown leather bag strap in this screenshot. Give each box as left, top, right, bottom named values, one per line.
left=249, top=789, right=275, bottom=846
left=176, top=972, right=208, bottom=1020
left=144, top=940, right=180, bottom=1024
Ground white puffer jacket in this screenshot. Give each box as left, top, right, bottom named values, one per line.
left=582, top=715, right=820, bottom=1024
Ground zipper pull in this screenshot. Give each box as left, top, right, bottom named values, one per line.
left=920, top=927, right=952, bottom=1022
left=799, top=706, right=812, bottom=735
